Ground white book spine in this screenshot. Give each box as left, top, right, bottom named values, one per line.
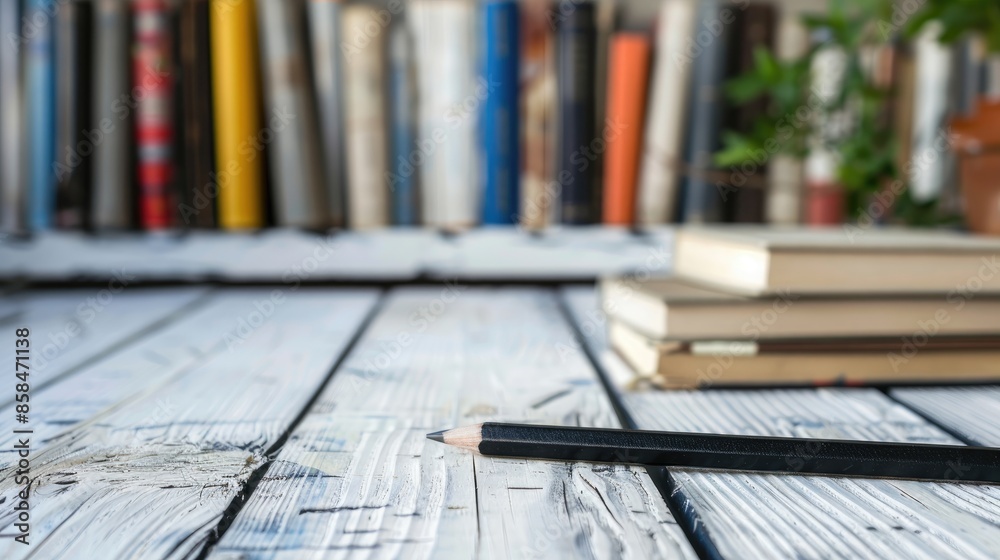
left=766, top=11, right=808, bottom=224
left=409, top=0, right=478, bottom=228
left=909, top=22, right=953, bottom=202
left=636, top=0, right=695, bottom=225
left=341, top=5, right=389, bottom=229
left=257, top=0, right=328, bottom=228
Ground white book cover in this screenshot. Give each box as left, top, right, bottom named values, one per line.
left=341, top=5, right=389, bottom=229
left=257, top=0, right=328, bottom=228
left=636, top=0, right=695, bottom=225
left=766, top=11, right=808, bottom=224
left=409, top=0, right=478, bottom=228
left=909, top=23, right=953, bottom=202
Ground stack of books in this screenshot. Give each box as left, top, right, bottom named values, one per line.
left=602, top=226, right=1000, bottom=388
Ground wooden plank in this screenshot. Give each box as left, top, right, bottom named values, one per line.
left=0, top=288, right=208, bottom=394
left=427, top=227, right=672, bottom=281
left=559, top=285, right=647, bottom=392
left=0, top=290, right=313, bottom=470
left=209, top=288, right=696, bottom=560
left=0, top=289, right=379, bottom=559
left=0, top=228, right=675, bottom=282
left=891, top=387, right=1000, bottom=446
left=561, top=286, right=1000, bottom=560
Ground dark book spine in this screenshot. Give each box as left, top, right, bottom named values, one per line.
left=680, top=0, right=733, bottom=224
left=556, top=2, right=597, bottom=225
left=179, top=0, right=215, bottom=228
left=724, top=4, right=774, bottom=224
left=55, top=0, right=94, bottom=229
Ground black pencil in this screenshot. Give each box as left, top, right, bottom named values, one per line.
left=427, top=423, right=1000, bottom=484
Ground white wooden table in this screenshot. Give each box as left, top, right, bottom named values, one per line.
left=0, top=284, right=997, bottom=559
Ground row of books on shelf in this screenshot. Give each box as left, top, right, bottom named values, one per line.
left=2, top=0, right=999, bottom=233
left=603, top=226, right=1000, bottom=389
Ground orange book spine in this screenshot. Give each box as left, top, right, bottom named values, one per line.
left=602, top=34, right=650, bottom=225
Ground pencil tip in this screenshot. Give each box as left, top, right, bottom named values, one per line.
left=426, top=430, right=446, bottom=443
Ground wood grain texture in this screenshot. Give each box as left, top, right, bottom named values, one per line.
left=0, top=288, right=208, bottom=394
left=561, top=286, right=1000, bottom=560
left=0, top=289, right=379, bottom=559
left=0, top=290, right=314, bottom=470
left=891, top=387, right=1000, bottom=446
left=210, top=288, right=696, bottom=560
left=559, top=285, right=649, bottom=391
left=0, top=227, right=675, bottom=282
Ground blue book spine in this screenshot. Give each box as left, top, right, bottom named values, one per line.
left=27, top=0, right=56, bottom=231
left=389, top=22, right=417, bottom=226
left=479, top=1, right=519, bottom=225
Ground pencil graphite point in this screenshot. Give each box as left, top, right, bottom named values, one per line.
left=426, top=430, right=445, bottom=443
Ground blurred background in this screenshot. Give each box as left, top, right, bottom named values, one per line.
left=0, top=0, right=999, bottom=236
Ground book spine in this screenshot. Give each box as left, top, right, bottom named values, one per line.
left=256, top=0, right=328, bottom=228
left=636, top=0, right=695, bottom=225
left=519, top=2, right=556, bottom=229
left=26, top=0, right=57, bottom=231
left=389, top=19, right=417, bottom=226
left=341, top=5, right=389, bottom=229
left=724, top=4, right=774, bottom=224
left=1, top=0, right=25, bottom=233
left=481, top=0, right=520, bottom=225
left=591, top=0, right=616, bottom=223
left=556, top=2, right=595, bottom=225
left=680, top=0, right=731, bottom=224
left=307, top=0, right=346, bottom=228
left=179, top=0, right=215, bottom=228
left=601, top=33, right=650, bottom=226
left=54, top=1, right=92, bottom=229
left=908, top=22, right=953, bottom=203
left=409, top=0, right=477, bottom=229
left=210, top=0, right=264, bottom=229
left=134, top=0, right=175, bottom=230
left=92, top=0, right=132, bottom=230
left=766, top=11, right=808, bottom=224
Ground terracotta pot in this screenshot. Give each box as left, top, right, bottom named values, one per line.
left=951, top=100, right=1000, bottom=235
left=805, top=181, right=845, bottom=225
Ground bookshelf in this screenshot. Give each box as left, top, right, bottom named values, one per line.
left=1, top=0, right=999, bottom=237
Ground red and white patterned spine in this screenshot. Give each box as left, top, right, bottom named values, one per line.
left=134, top=0, right=175, bottom=229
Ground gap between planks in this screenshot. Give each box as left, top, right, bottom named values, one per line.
left=193, top=290, right=388, bottom=559
left=559, top=286, right=1000, bottom=560
left=554, top=289, right=722, bottom=560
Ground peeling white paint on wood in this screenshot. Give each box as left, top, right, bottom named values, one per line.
left=0, top=290, right=322, bottom=470
left=0, top=290, right=379, bottom=559
left=891, top=386, right=1000, bottom=446
left=561, top=286, right=1000, bottom=559
left=211, top=288, right=696, bottom=560
left=0, top=288, right=208, bottom=394
left=0, top=228, right=675, bottom=282
left=626, top=390, right=1000, bottom=560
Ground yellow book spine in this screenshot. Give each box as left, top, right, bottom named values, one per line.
left=210, top=0, right=264, bottom=229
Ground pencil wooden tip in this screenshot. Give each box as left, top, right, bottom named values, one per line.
left=431, top=423, right=483, bottom=452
